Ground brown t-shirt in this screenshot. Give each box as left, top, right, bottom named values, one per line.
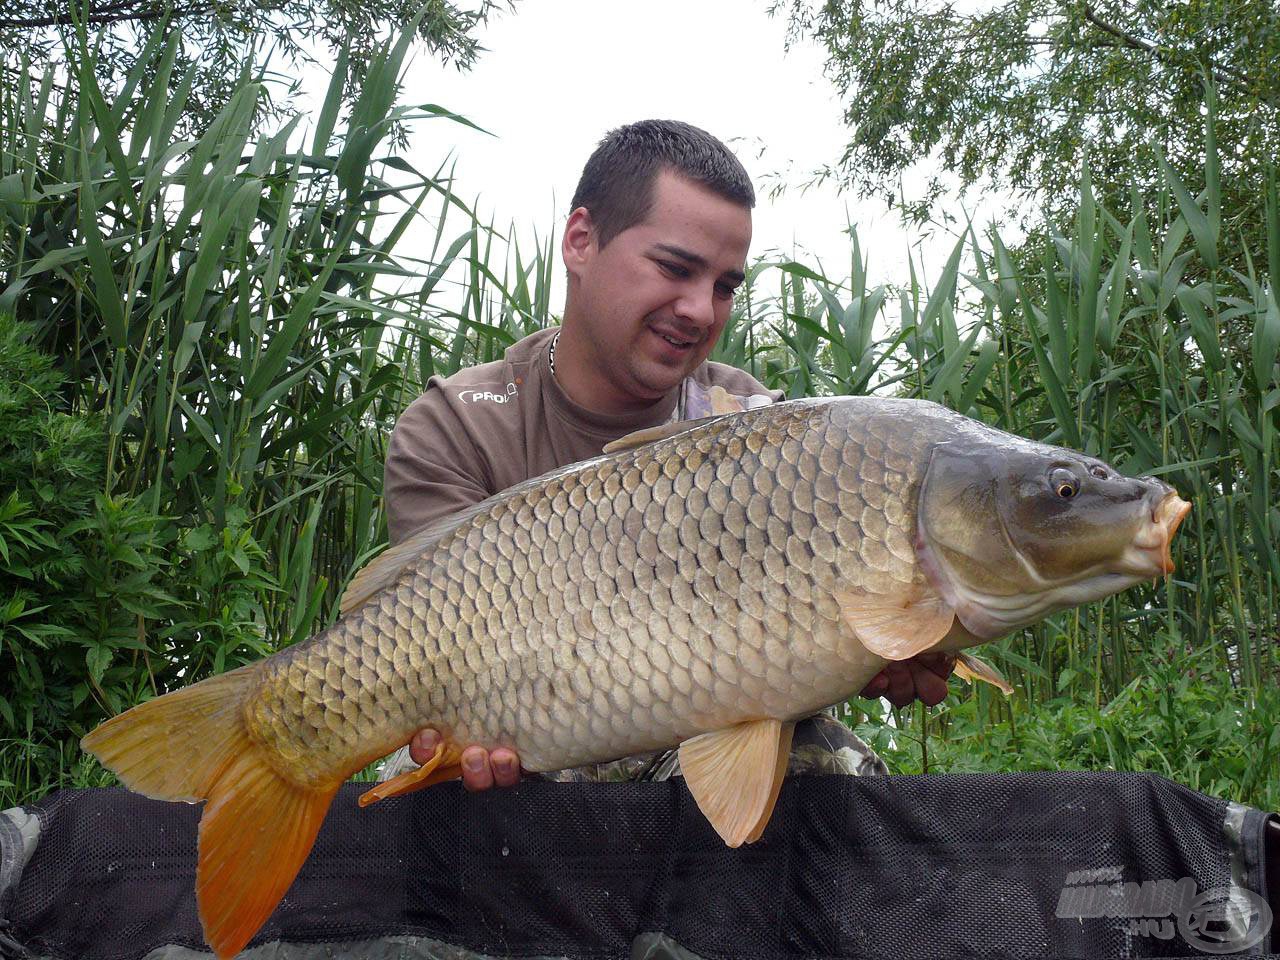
left=384, top=327, right=782, bottom=544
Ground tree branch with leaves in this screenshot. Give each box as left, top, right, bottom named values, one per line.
left=1, top=0, right=510, bottom=134
left=777, top=0, right=1279, bottom=242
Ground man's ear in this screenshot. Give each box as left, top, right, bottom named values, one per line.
left=561, top=206, right=596, bottom=277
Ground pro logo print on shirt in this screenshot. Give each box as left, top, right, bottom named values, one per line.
left=457, top=382, right=519, bottom=405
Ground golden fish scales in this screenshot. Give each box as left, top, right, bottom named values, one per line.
left=81, top=396, right=1191, bottom=958
left=252, top=398, right=930, bottom=786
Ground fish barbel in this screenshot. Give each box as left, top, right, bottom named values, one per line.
left=83, top=397, right=1190, bottom=957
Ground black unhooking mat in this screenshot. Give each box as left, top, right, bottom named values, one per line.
left=1, top=771, right=1277, bottom=959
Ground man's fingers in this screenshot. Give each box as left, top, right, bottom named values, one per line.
left=862, top=653, right=958, bottom=707
left=859, top=671, right=890, bottom=699
left=883, top=664, right=916, bottom=707
left=491, top=748, right=521, bottom=788
left=409, top=732, right=521, bottom=790
left=912, top=662, right=950, bottom=706
left=409, top=728, right=442, bottom=765
left=919, top=651, right=958, bottom=679
left=461, top=746, right=494, bottom=792
left=909, top=652, right=956, bottom=706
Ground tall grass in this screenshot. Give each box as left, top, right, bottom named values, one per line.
left=1, top=24, right=1275, bottom=810
left=0, top=20, right=496, bottom=798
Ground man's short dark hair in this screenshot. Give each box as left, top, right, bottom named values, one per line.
left=570, top=119, right=756, bottom=249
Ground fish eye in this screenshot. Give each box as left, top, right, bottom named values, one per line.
left=1049, top=467, right=1079, bottom=499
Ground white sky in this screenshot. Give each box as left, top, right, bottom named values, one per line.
left=290, top=0, right=1021, bottom=313
left=376, top=0, right=1006, bottom=301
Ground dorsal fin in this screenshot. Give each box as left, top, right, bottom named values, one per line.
left=603, top=414, right=724, bottom=453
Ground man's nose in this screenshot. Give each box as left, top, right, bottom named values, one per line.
left=673, top=283, right=717, bottom=329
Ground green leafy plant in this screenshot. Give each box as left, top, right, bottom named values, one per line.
left=1, top=16, right=1274, bottom=816
left=0, top=316, right=175, bottom=803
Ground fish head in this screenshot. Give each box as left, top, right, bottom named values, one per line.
left=916, top=436, right=1191, bottom=640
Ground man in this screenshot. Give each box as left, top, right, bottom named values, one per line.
left=381, top=119, right=954, bottom=790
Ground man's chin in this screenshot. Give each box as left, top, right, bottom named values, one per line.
left=632, top=356, right=700, bottom=396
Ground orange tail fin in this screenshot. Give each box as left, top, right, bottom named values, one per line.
left=82, top=666, right=338, bottom=958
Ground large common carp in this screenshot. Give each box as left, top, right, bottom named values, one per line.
left=83, top=397, right=1190, bottom=957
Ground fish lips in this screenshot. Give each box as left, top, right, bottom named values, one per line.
left=1112, top=489, right=1192, bottom=578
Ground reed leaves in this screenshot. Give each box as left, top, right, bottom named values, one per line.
left=1, top=23, right=1275, bottom=811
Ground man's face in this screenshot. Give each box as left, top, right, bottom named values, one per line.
left=563, top=170, right=752, bottom=408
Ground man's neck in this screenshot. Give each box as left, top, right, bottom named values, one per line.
left=551, top=325, right=667, bottom=416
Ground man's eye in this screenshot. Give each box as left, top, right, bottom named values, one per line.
left=658, top=260, right=689, bottom=278
left=714, top=282, right=738, bottom=300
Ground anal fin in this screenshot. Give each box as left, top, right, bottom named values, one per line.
left=954, top=652, right=1014, bottom=695
left=745, top=721, right=795, bottom=843
left=358, top=740, right=463, bottom=807
left=679, top=718, right=795, bottom=848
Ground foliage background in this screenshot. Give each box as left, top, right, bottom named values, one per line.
left=778, top=0, right=1280, bottom=250
left=0, top=0, right=504, bottom=135
left=1, top=13, right=1276, bottom=814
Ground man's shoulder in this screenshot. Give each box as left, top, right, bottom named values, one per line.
left=428, top=327, right=555, bottom=396
left=387, top=331, right=557, bottom=518
left=394, top=330, right=556, bottom=444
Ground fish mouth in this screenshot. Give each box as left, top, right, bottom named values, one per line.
left=1115, top=491, right=1192, bottom=578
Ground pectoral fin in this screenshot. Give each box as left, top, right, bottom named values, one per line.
left=679, top=718, right=795, bottom=847
left=954, top=652, right=1014, bottom=695
left=835, top=589, right=955, bottom=660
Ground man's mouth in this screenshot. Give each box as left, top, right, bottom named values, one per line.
left=651, top=327, right=698, bottom=350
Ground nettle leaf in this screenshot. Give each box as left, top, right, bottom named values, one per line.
left=86, top=646, right=113, bottom=683
left=183, top=525, right=216, bottom=552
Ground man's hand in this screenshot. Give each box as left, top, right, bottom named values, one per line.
left=409, top=729, right=521, bottom=791
left=858, top=652, right=956, bottom=707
